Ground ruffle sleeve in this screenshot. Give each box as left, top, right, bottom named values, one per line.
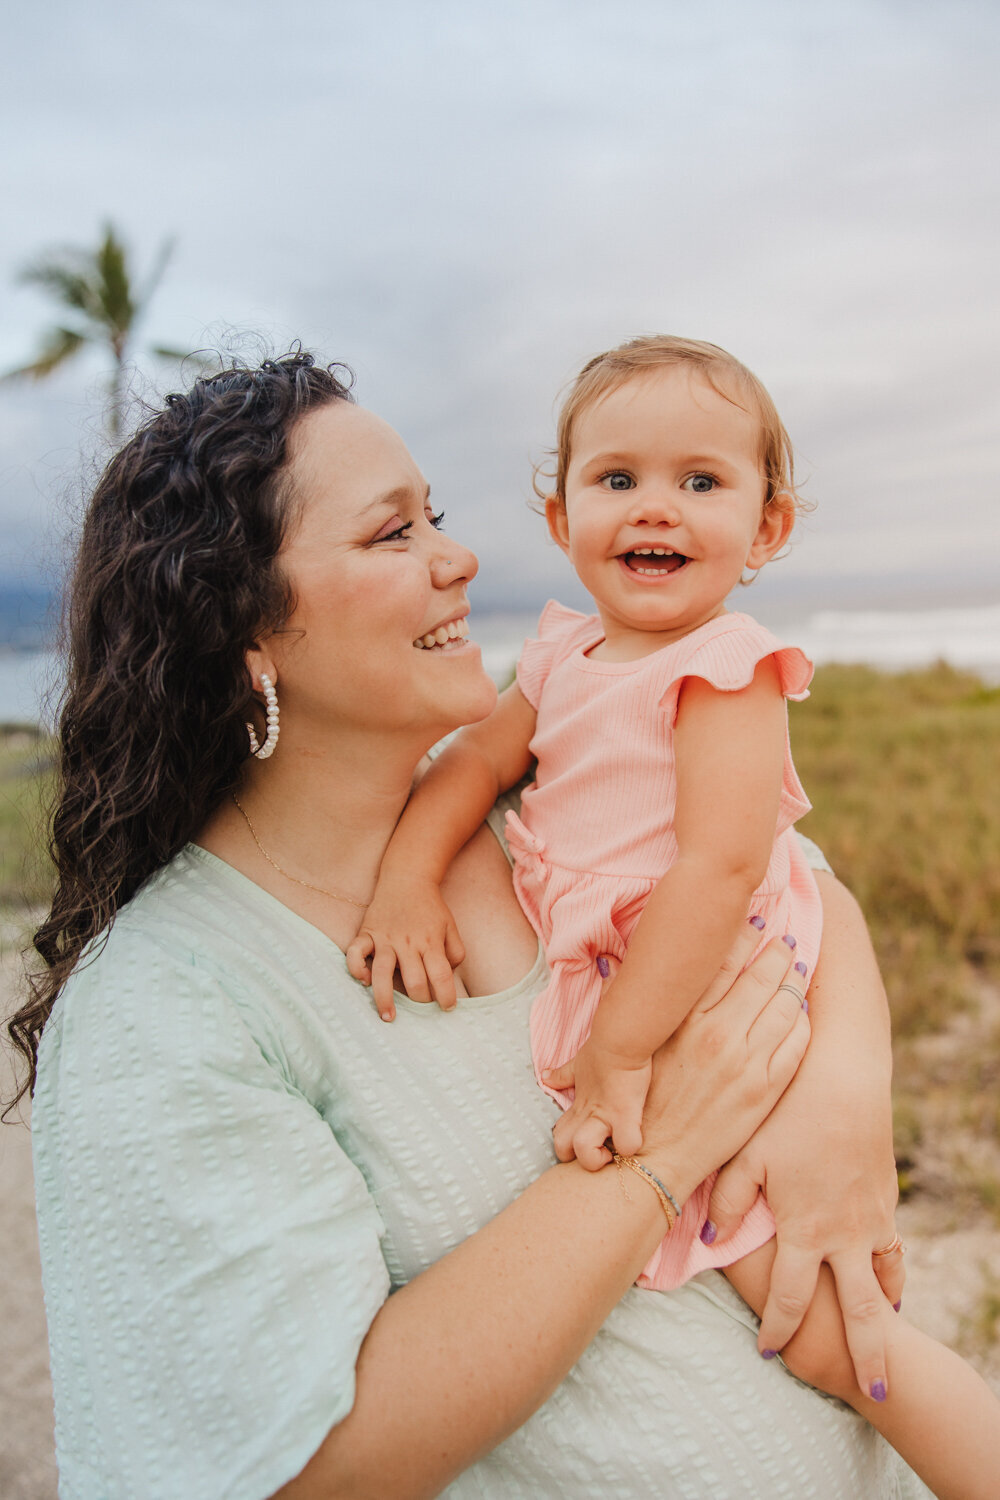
left=658, top=612, right=813, bottom=715
left=516, top=598, right=593, bottom=709
left=657, top=613, right=814, bottom=827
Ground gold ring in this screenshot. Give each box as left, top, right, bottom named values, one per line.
left=872, top=1232, right=905, bottom=1258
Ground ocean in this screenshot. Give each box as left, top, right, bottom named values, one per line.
left=2, top=601, right=999, bottom=728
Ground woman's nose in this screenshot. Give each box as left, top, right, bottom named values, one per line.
left=431, top=533, right=479, bottom=586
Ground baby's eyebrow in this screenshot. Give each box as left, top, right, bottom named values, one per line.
left=578, top=450, right=635, bottom=468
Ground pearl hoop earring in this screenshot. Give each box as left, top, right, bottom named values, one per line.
left=246, top=673, right=279, bottom=759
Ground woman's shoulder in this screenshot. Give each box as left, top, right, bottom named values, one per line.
left=36, top=845, right=330, bottom=1090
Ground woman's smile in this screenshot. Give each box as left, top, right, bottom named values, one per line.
left=267, top=400, right=496, bottom=737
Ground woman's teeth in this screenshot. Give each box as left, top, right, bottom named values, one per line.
left=413, top=618, right=470, bottom=649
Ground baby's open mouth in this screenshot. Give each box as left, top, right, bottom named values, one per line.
left=620, top=547, right=689, bottom=575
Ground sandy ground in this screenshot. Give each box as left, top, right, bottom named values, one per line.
left=1, top=937, right=998, bottom=1499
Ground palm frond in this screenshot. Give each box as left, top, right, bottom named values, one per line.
left=96, top=224, right=135, bottom=335
left=1, top=326, right=89, bottom=382
left=137, top=237, right=176, bottom=317
left=18, top=258, right=100, bottom=319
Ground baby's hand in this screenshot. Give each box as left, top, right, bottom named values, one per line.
left=345, top=875, right=466, bottom=1023
left=543, top=1040, right=653, bottom=1172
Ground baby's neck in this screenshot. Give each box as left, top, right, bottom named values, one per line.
left=587, top=603, right=729, bottom=663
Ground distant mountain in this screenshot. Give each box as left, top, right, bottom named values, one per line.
left=0, top=580, right=58, bottom=648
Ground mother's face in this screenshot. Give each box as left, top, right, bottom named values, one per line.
left=255, top=400, right=498, bottom=742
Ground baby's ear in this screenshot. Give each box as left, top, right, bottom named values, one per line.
left=545, top=495, right=571, bottom=555
left=747, top=491, right=796, bottom=569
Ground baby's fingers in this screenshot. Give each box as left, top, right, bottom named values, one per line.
left=571, top=1115, right=614, bottom=1172
left=444, top=921, right=466, bottom=970
left=609, top=1106, right=643, bottom=1159
left=345, top=929, right=374, bottom=983
left=424, top=947, right=459, bottom=1011
left=370, top=943, right=399, bottom=1023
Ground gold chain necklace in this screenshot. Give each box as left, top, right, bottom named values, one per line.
left=232, top=792, right=373, bottom=909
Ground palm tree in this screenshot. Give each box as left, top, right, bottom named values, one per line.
left=3, top=223, right=196, bottom=437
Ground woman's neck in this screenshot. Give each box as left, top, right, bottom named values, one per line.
left=198, top=722, right=429, bottom=919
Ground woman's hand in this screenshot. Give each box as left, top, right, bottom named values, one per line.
left=638, top=920, right=811, bottom=1198
left=704, top=874, right=902, bottom=1396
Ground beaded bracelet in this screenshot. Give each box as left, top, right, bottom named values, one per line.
left=612, top=1153, right=680, bottom=1232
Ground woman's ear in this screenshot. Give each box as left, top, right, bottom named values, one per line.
left=746, top=492, right=796, bottom=570
left=545, top=495, right=571, bottom=555
left=245, top=646, right=277, bottom=694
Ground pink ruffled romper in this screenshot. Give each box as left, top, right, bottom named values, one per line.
left=507, top=601, right=823, bottom=1289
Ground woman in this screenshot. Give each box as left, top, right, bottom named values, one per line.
left=10, top=353, right=918, bottom=1499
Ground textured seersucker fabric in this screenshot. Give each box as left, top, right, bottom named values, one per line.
left=32, top=804, right=929, bottom=1499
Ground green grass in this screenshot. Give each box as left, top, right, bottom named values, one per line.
left=791, top=663, right=1000, bottom=1039
left=0, top=727, right=55, bottom=912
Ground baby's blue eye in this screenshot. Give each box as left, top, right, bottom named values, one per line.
left=604, top=472, right=633, bottom=490
left=683, top=474, right=716, bottom=494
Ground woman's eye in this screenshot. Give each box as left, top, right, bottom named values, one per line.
left=372, top=519, right=414, bottom=544
left=683, top=473, right=717, bottom=494
left=601, top=471, right=634, bottom=491
left=428, top=510, right=445, bottom=530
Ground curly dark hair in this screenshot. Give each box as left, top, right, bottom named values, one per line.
left=5, top=349, right=354, bottom=1108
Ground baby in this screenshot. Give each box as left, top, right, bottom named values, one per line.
left=348, top=335, right=1000, bottom=1496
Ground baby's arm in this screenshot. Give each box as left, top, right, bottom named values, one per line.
left=549, top=658, right=789, bottom=1168
left=726, top=1242, right=1000, bottom=1500
left=346, top=683, right=537, bottom=1018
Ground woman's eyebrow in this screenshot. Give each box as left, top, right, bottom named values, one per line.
left=362, top=482, right=432, bottom=515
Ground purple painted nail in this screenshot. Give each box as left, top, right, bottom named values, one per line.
left=870, top=1380, right=887, bottom=1402
left=700, top=1220, right=717, bottom=1245
left=761, top=1348, right=777, bottom=1360
left=748, top=915, right=766, bottom=930
left=893, top=1299, right=902, bottom=1313
left=801, top=998, right=809, bottom=1015
left=782, top=934, right=797, bottom=949
left=596, top=955, right=611, bottom=979
left=794, top=961, right=808, bottom=977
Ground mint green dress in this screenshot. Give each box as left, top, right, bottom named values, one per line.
left=32, top=815, right=928, bottom=1499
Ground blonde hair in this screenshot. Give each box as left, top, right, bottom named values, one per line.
left=539, top=334, right=805, bottom=515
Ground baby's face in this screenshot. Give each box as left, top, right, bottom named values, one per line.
left=549, top=366, right=792, bottom=657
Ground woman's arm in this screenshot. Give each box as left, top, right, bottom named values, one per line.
left=276, top=931, right=808, bottom=1500
left=706, top=872, right=902, bottom=1392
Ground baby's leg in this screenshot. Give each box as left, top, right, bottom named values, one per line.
left=725, top=1243, right=1000, bottom=1500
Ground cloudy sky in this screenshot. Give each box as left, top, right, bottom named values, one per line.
left=2, top=0, right=997, bottom=614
